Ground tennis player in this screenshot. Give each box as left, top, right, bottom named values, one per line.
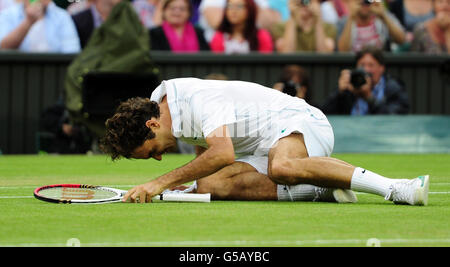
left=100, top=78, right=429, bottom=205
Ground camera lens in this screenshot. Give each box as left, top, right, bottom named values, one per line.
left=282, top=81, right=299, bottom=97
left=350, top=69, right=368, bottom=89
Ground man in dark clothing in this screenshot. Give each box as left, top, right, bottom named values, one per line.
left=322, top=46, right=409, bottom=115
left=72, top=0, right=119, bottom=48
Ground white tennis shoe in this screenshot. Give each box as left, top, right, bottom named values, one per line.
left=314, top=188, right=358, bottom=203
left=385, top=175, right=430, bottom=206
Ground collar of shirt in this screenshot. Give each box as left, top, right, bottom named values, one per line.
left=150, top=81, right=183, bottom=138
left=372, top=75, right=385, bottom=101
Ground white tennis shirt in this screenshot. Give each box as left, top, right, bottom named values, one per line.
left=150, top=78, right=313, bottom=156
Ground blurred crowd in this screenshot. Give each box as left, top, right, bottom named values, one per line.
left=0, top=0, right=449, bottom=54
left=0, top=0, right=448, bottom=154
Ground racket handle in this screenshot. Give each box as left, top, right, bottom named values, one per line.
left=153, top=193, right=211, bottom=203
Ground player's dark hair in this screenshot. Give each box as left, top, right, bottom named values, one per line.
left=100, top=97, right=160, bottom=161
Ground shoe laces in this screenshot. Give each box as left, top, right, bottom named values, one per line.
left=385, top=179, right=417, bottom=202
left=314, top=187, right=330, bottom=202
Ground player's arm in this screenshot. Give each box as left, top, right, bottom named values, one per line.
left=195, top=145, right=207, bottom=157
left=123, top=126, right=235, bottom=203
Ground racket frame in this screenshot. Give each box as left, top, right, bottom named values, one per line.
left=33, top=184, right=211, bottom=204
left=33, top=184, right=126, bottom=204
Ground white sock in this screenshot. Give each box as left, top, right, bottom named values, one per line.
left=350, top=167, right=395, bottom=197
left=277, top=184, right=317, bottom=201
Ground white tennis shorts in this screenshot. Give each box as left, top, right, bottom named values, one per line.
left=236, top=105, right=334, bottom=175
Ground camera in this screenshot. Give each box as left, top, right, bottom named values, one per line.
left=350, top=69, right=370, bottom=89
left=282, top=81, right=301, bottom=97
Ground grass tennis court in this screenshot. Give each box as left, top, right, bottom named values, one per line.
left=0, top=153, right=449, bottom=247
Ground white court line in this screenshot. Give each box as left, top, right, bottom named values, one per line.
left=1, top=238, right=450, bottom=247
left=355, top=191, right=449, bottom=195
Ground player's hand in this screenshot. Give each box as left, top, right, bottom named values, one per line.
left=123, top=180, right=165, bottom=203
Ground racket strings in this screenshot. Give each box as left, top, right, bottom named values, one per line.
left=39, top=187, right=117, bottom=200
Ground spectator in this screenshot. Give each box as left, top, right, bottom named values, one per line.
left=389, top=0, right=434, bottom=51
left=322, top=46, right=409, bottom=115
left=149, top=0, right=209, bottom=52
left=198, top=0, right=272, bottom=42
left=210, top=0, right=273, bottom=54
left=0, top=0, right=80, bottom=53
left=273, top=64, right=314, bottom=105
left=411, top=0, right=450, bottom=54
left=72, top=0, right=121, bottom=49
left=337, top=0, right=406, bottom=52
left=132, top=0, right=163, bottom=29
left=40, top=100, right=93, bottom=154
left=389, top=0, right=434, bottom=32
left=272, top=0, right=336, bottom=53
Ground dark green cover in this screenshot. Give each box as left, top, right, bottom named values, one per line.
left=64, top=1, right=159, bottom=137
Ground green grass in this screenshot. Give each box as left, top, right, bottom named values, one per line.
left=0, top=154, right=449, bottom=247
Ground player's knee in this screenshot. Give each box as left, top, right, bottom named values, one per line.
left=268, top=159, right=308, bottom=185
left=197, top=179, right=231, bottom=200
left=196, top=179, right=213, bottom=194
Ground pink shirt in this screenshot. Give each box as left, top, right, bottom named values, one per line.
left=210, top=29, right=273, bottom=54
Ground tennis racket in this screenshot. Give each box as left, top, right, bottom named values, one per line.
left=33, top=184, right=211, bottom=204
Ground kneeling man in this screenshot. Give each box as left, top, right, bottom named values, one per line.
left=100, top=78, right=429, bottom=205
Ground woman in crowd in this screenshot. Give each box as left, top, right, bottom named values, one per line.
left=389, top=0, right=434, bottom=51
left=389, top=0, right=434, bottom=32
left=149, top=0, right=210, bottom=52
left=411, top=0, right=450, bottom=53
left=209, top=0, right=273, bottom=54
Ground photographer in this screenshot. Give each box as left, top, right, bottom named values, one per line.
left=272, top=0, right=336, bottom=52
left=321, top=46, right=409, bottom=115
left=337, top=0, right=406, bottom=52
left=273, top=64, right=313, bottom=103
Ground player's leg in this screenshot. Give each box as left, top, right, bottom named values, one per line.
left=196, top=161, right=277, bottom=200
left=268, top=133, right=354, bottom=188
left=196, top=159, right=356, bottom=203
left=267, top=133, right=429, bottom=205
